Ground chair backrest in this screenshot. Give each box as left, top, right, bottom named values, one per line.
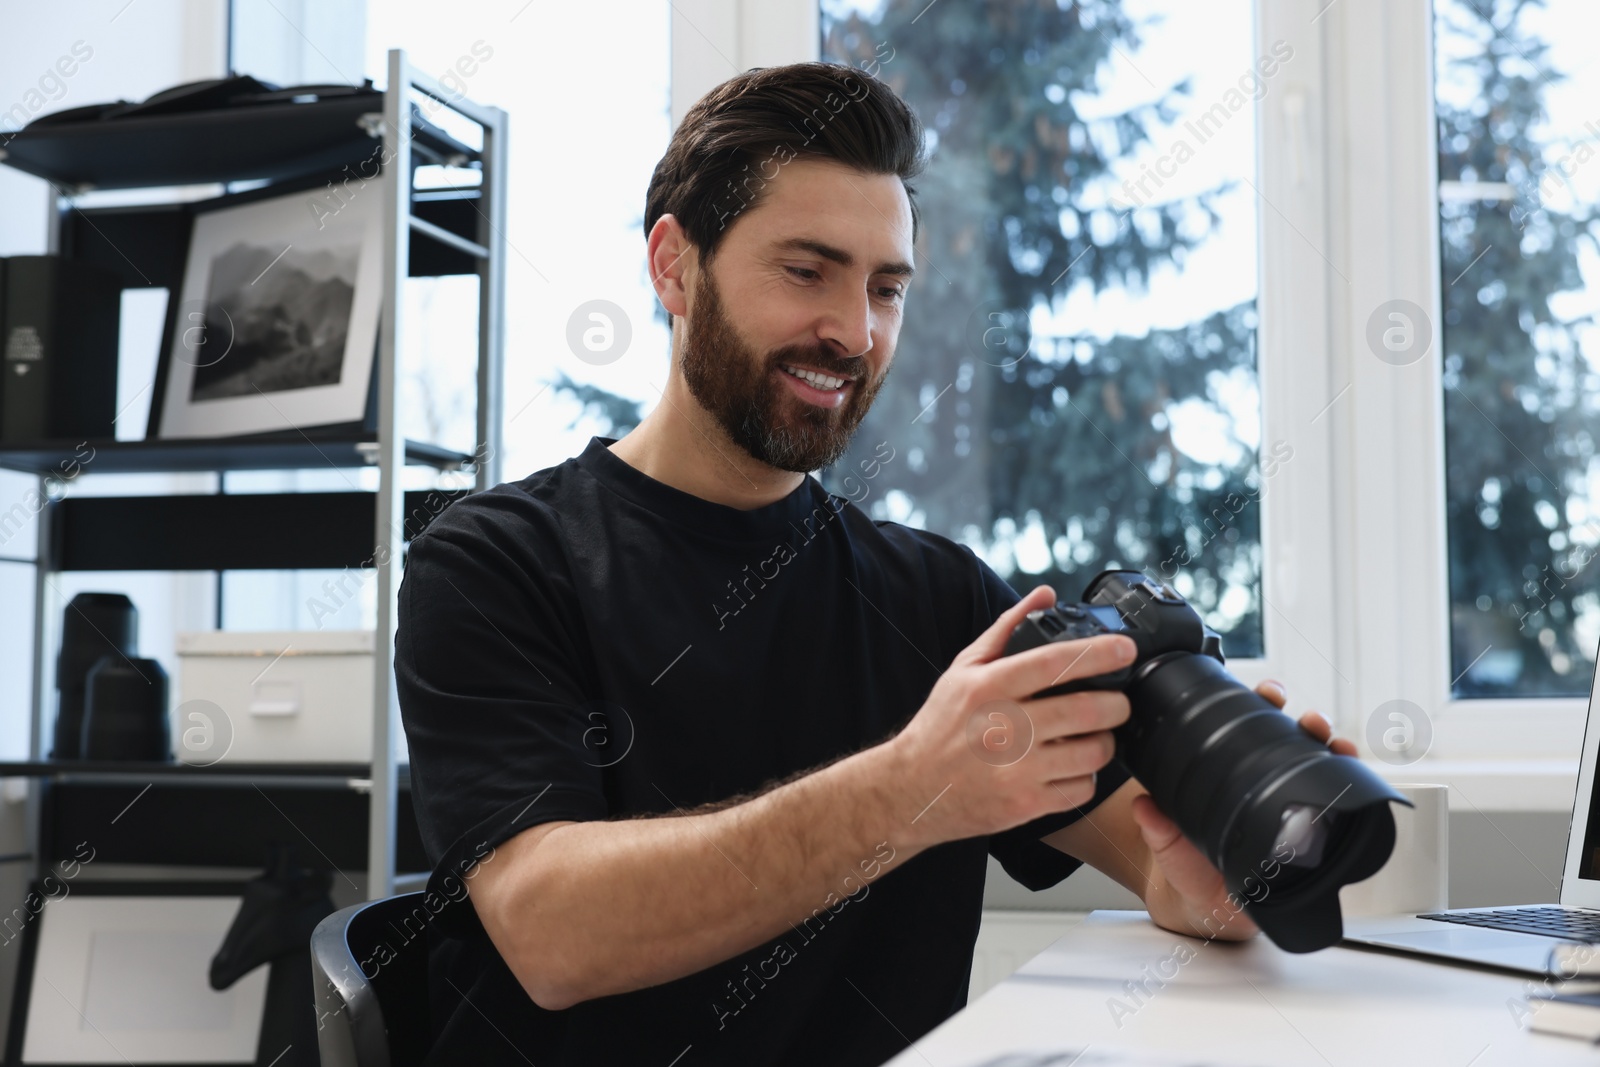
left=310, top=892, right=432, bottom=1067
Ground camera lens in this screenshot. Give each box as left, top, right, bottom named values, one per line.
left=1121, top=652, right=1406, bottom=952
left=1276, top=804, right=1329, bottom=867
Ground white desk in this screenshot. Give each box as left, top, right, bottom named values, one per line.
left=886, top=910, right=1594, bottom=1067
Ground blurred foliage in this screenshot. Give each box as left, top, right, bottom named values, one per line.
left=1437, top=0, right=1600, bottom=696
left=818, top=0, right=1264, bottom=653
left=551, top=369, right=644, bottom=437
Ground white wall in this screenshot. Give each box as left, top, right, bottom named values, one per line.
left=0, top=1, right=227, bottom=1047
left=0, top=0, right=225, bottom=253
left=230, top=0, right=366, bottom=86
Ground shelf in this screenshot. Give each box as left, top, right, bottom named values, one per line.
left=49, top=488, right=469, bottom=570
left=51, top=189, right=487, bottom=295
left=0, top=50, right=507, bottom=898
left=38, top=775, right=429, bottom=870
left=0, top=435, right=476, bottom=476
left=0, top=759, right=398, bottom=785
left=0, top=93, right=479, bottom=191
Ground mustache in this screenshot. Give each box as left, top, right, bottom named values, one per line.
left=767, top=346, right=869, bottom=381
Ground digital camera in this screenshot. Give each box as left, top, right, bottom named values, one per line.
left=1002, top=570, right=1407, bottom=953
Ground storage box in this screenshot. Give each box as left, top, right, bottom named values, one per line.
left=174, top=630, right=375, bottom=764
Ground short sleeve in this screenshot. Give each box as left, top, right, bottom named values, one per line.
left=395, top=492, right=607, bottom=937
left=959, top=547, right=1135, bottom=891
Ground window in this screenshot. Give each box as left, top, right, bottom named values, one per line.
left=819, top=0, right=1272, bottom=655
left=1436, top=0, right=1600, bottom=699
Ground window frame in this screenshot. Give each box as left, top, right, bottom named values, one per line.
left=672, top=0, right=1587, bottom=792
left=1326, top=0, right=1588, bottom=772
left=672, top=0, right=1344, bottom=726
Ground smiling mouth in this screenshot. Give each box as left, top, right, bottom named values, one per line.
left=779, top=363, right=852, bottom=391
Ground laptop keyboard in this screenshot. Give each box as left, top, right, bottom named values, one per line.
left=1419, top=906, right=1600, bottom=942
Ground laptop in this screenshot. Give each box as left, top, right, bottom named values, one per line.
left=1342, top=675, right=1600, bottom=976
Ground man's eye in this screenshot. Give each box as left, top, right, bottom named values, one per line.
left=877, top=287, right=904, bottom=301
left=785, top=266, right=820, bottom=281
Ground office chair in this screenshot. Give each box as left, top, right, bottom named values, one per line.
left=311, top=892, right=433, bottom=1067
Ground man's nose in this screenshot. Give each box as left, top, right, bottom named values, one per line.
left=819, top=287, right=873, bottom=362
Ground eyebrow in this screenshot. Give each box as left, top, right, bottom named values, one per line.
left=772, top=236, right=916, bottom=279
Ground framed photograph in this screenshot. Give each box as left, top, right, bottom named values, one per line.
left=153, top=180, right=382, bottom=439
left=8, top=881, right=267, bottom=1065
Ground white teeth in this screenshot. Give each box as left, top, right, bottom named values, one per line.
left=782, top=364, right=845, bottom=390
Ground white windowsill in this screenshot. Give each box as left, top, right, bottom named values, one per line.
left=1371, top=759, right=1579, bottom=813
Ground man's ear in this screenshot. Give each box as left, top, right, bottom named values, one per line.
left=648, top=214, right=697, bottom=319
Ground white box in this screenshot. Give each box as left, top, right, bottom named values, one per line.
left=174, top=630, right=375, bottom=764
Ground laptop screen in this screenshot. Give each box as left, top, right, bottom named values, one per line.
left=1580, top=783, right=1600, bottom=882
left=1562, top=678, right=1600, bottom=902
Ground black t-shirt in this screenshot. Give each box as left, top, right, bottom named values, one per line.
left=394, top=435, right=1130, bottom=1066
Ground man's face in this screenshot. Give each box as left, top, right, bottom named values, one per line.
left=678, top=158, right=915, bottom=473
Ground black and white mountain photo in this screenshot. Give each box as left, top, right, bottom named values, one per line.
left=189, top=241, right=359, bottom=401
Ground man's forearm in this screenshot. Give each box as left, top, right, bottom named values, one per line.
left=1041, top=778, right=1155, bottom=898
left=473, top=739, right=936, bottom=1010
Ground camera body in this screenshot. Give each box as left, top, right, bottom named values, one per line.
left=1002, top=570, right=1406, bottom=953
left=1005, top=572, right=1230, bottom=767
left=1005, top=571, right=1220, bottom=688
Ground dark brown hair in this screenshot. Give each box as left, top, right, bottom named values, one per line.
left=644, top=61, right=926, bottom=318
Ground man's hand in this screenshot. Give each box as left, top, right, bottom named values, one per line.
left=887, top=584, right=1138, bottom=849
left=1129, top=680, right=1357, bottom=940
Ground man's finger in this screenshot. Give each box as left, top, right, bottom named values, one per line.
left=1296, top=710, right=1333, bottom=745
left=1027, top=689, right=1130, bottom=742
left=1130, top=792, right=1184, bottom=852
left=1255, top=679, right=1286, bottom=709
left=1295, top=710, right=1358, bottom=755
left=1033, top=730, right=1117, bottom=782
left=960, top=585, right=1057, bottom=666
left=983, top=633, right=1136, bottom=700
left=1132, top=795, right=1226, bottom=899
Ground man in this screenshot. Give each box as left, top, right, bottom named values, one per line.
left=395, top=61, right=1352, bottom=1066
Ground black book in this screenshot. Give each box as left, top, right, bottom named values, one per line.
left=0, top=254, right=121, bottom=441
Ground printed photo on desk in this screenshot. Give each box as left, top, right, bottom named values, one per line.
left=152, top=180, right=383, bottom=439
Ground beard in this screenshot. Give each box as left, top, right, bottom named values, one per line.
left=679, top=262, right=887, bottom=474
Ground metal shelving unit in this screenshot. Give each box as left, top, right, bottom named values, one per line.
left=368, top=47, right=507, bottom=898
left=0, top=50, right=506, bottom=900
